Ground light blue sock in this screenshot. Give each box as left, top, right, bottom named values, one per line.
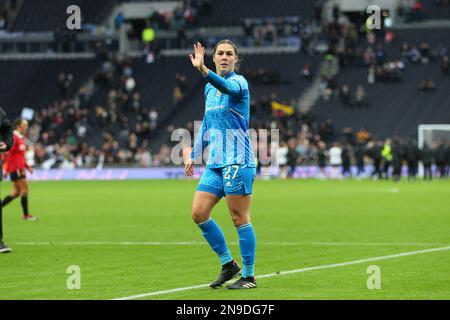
left=198, top=218, right=233, bottom=265
left=237, top=223, right=256, bottom=278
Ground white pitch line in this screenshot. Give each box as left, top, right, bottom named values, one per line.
left=308, top=241, right=449, bottom=247
left=11, top=241, right=449, bottom=247
left=113, top=284, right=212, bottom=300
left=112, top=245, right=450, bottom=300
left=11, top=241, right=206, bottom=246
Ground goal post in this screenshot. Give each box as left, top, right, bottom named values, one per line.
left=418, top=124, right=450, bottom=149
left=417, top=124, right=450, bottom=177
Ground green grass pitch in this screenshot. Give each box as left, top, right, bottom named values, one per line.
left=0, top=179, right=449, bottom=300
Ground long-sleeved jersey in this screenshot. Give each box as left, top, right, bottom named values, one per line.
left=191, top=70, right=255, bottom=169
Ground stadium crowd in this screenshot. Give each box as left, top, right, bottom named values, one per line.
left=8, top=0, right=448, bottom=180
left=0, top=0, right=16, bottom=30
left=123, top=0, right=212, bottom=50
left=318, top=10, right=449, bottom=104
left=24, top=92, right=450, bottom=181
left=274, top=133, right=450, bottom=180
left=397, top=0, right=450, bottom=22
left=23, top=59, right=450, bottom=181
left=25, top=49, right=158, bottom=169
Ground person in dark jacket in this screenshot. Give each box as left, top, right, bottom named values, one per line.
left=421, top=143, right=434, bottom=181
left=317, top=141, right=327, bottom=179
left=435, top=143, right=447, bottom=178
left=404, top=139, right=419, bottom=180
left=391, top=139, right=403, bottom=183
left=341, top=143, right=352, bottom=178
left=381, top=138, right=393, bottom=180
left=368, top=140, right=382, bottom=179
left=354, top=142, right=366, bottom=177
left=286, top=138, right=299, bottom=179
left=446, top=142, right=450, bottom=178
left=0, top=108, right=14, bottom=253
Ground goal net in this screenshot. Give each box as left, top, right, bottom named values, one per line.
left=417, top=124, right=450, bottom=177
left=418, top=124, right=450, bottom=149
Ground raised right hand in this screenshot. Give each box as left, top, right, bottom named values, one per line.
left=189, top=42, right=206, bottom=72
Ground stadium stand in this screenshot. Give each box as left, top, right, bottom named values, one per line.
left=11, top=0, right=115, bottom=31
left=165, top=52, right=319, bottom=127
left=397, top=0, right=450, bottom=22
left=0, top=0, right=449, bottom=173
left=197, top=0, right=316, bottom=27
left=0, top=0, right=18, bottom=30
left=0, top=58, right=99, bottom=116
left=313, top=27, right=450, bottom=138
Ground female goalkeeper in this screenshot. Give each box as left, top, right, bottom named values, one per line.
left=185, top=40, right=257, bottom=289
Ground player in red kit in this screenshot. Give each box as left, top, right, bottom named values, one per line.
left=2, top=118, right=37, bottom=221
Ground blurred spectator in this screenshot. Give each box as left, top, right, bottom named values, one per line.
left=399, top=0, right=425, bottom=22
left=442, top=56, right=449, bottom=75
left=363, top=47, right=375, bottom=65
left=135, top=146, right=152, bottom=167
left=149, top=108, right=159, bottom=130
left=375, top=43, right=387, bottom=65
left=435, top=143, right=448, bottom=178
left=404, top=139, right=420, bottom=179
left=412, top=0, right=425, bottom=21
left=114, top=12, right=124, bottom=30
left=142, top=24, right=154, bottom=44
left=286, top=138, right=299, bottom=178
left=357, top=128, right=370, bottom=143
left=354, top=142, right=366, bottom=176
left=408, top=45, right=422, bottom=63
left=57, top=73, right=74, bottom=98
left=176, top=73, right=189, bottom=94
left=339, top=84, right=351, bottom=106
left=421, top=143, right=433, bottom=181
left=354, top=86, right=367, bottom=108
left=367, top=65, right=376, bottom=84
left=314, top=0, right=324, bottom=24
left=316, top=141, right=328, bottom=179
left=341, top=143, right=352, bottom=177
left=391, top=139, right=403, bottom=182
left=419, top=42, right=431, bottom=64
left=381, top=138, right=393, bottom=179
left=418, top=79, right=436, bottom=92
left=276, top=142, right=289, bottom=179
left=301, top=63, right=313, bottom=80
left=0, top=0, right=16, bottom=30
left=368, top=140, right=383, bottom=179
left=329, top=142, right=342, bottom=178
left=177, top=26, right=188, bottom=49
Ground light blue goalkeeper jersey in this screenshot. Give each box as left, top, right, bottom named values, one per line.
left=190, top=70, right=255, bottom=169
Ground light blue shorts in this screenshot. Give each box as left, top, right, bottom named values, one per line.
left=197, top=164, right=256, bottom=199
